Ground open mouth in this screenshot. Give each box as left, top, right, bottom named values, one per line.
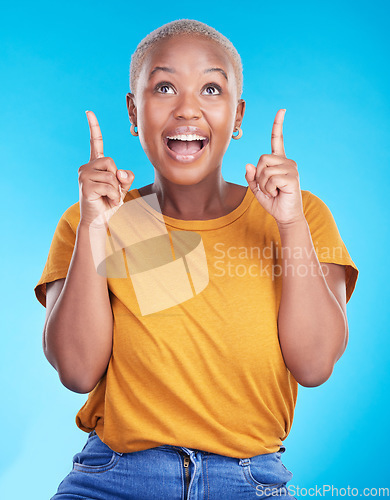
left=164, top=133, right=209, bottom=162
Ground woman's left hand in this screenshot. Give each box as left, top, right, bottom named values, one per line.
left=245, top=109, right=305, bottom=226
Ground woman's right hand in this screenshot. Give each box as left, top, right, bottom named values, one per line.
left=78, top=111, right=134, bottom=228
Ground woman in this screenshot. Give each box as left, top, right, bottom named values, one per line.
left=35, top=19, right=358, bottom=500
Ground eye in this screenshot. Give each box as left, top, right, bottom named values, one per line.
left=202, top=84, right=222, bottom=95
left=155, top=82, right=175, bottom=94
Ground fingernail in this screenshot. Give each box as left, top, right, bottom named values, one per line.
left=264, top=192, right=270, bottom=199
left=119, top=170, right=128, bottom=179
left=85, top=110, right=90, bottom=115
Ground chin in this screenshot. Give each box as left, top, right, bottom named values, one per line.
left=162, top=171, right=208, bottom=187
left=153, top=158, right=217, bottom=187
left=166, top=169, right=218, bottom=188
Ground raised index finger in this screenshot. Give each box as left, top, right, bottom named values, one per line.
left=271, top=109, right=286, bottom=157
left=86, top=110, right=104, bottom=161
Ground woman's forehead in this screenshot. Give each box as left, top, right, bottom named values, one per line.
left=141, top=35, right=234, bottom=77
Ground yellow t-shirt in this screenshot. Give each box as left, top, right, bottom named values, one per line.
left=34, top=187, right=358, bottom=458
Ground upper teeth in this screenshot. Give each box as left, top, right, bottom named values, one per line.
left=166, top=134, right=206, bottom=141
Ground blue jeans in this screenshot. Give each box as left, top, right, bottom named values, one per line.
left=51, top=431, right=296, bottom=499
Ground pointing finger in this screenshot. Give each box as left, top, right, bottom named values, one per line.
left=271, top=109, right=286, bottom=157
left=86, top=110, right=104, bottom=161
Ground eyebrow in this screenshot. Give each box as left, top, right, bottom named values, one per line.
left=148, top=66, right=175, bottom=79
left=148, top=66, right=228, bottom=81
left=204, top=68, right=228, bottom=81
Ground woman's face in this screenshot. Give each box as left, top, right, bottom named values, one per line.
left=127, top=35, right=245, bottom=186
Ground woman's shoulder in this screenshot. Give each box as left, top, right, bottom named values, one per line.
left=135, top=184, right=152, bottom=197
left=54, top=200, right=80, bottom=232
left=226, top=182, right=248, bottom=212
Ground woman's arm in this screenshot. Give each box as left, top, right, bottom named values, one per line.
left=44, top=223, right=114, bottom=394
left=245, top=109, right=350, bottom=387
left=43, top=111, right=134, bottom=394
left=276, top=218, right=348, bottom=387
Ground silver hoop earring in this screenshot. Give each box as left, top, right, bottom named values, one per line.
left=130, top=123, right=138, bottom=137
left=232, top=127, right=242, bottom=140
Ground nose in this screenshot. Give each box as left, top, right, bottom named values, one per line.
left=173, top=92, right=202, bottom=120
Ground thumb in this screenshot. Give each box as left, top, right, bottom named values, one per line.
left=245, top=163, right=257, bottom=191
left=117, top=170, right=135, bottom=198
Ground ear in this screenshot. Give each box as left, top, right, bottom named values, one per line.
left=234, top=99, right=246, bottom=130
left=126, top=93, right=137, bottom=126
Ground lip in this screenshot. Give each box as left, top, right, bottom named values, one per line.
left=163, top=125, right=209, bottom=164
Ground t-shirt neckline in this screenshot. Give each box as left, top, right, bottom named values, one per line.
left=125, top=186, right=255, bottom=231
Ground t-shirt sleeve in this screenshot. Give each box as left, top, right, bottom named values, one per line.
left=34, top=202, right=80, bottom=308
left=302, top=191, right=358, bottom=303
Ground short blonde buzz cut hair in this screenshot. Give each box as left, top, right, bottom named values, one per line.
left=129, top=19, right=243, bottom=99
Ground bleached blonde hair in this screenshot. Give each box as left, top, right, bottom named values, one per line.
left=129, top=19, right=243, bottom=98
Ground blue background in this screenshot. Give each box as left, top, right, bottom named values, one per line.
left=1, top=0, right=389, bottom=497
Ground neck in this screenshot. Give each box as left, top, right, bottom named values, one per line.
left=151, top=170, right=231, bottom=220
